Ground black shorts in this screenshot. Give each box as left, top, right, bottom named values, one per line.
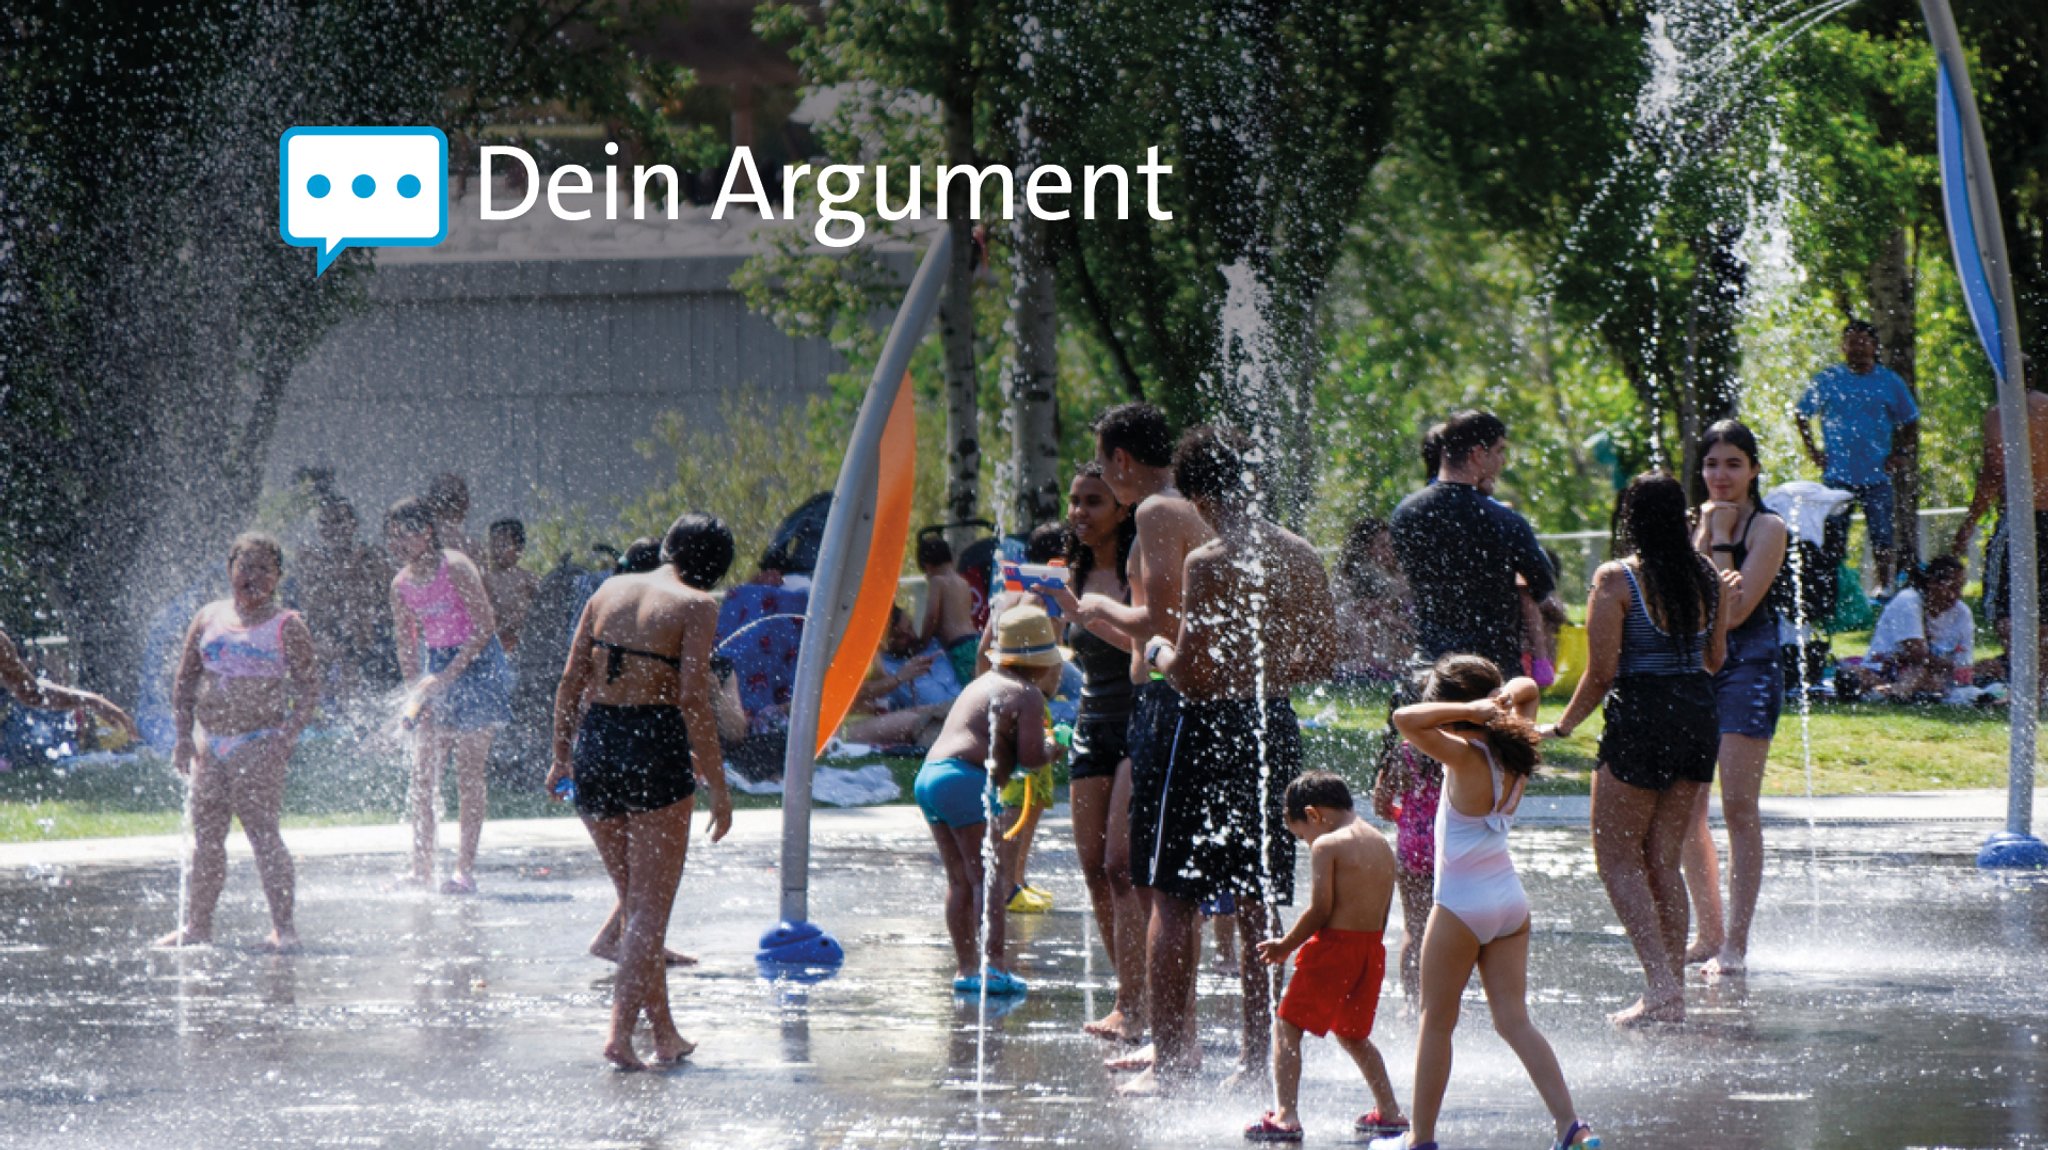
left=1069, top=706, right=1132, bottom=781
left=572, top=704, right=698, bottom=820
left=1993, top=510, right=2048, bottom=623
left=1125, top=679, right=1182, bottom=887
left=1142, top=696, right=1301, bottom=906
left=1598, top=673, right=1719, bottom=791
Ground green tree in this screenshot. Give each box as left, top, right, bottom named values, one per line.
left=0, top=0, right=708, bottom=691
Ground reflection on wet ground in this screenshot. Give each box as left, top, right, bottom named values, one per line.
left=0, top=818, right=2043, bottom=1148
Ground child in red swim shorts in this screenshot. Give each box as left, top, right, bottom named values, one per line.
left=1245, top=772, right=1408, bottom=1144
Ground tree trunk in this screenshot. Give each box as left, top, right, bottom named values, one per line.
left=1006, top=210, right=1062, bottom=531
left=1870, top=224, right=1919, bottom=568
left=938, top=0, right=980, bottom=550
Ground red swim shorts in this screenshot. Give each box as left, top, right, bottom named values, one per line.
left=1276, top=928, right=1386, bottom=1041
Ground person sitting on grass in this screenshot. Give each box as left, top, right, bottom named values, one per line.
left=0, top=629, right=137, bottom=746
left=1244, top=771, right=1408, bottom=1145
left=838, top=606, right=953, bottom=749
left=912, top=605, right=1065, bottom=998
left=918, top=535, right=984, bottom=688
left=1837, top=557, right=1973, bottom=702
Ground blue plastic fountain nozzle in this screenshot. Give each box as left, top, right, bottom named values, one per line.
left=1977, top=831, right=2048, bottom=870
left=756, top=920, right=845, bottom=979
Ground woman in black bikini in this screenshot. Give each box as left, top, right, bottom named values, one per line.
left=548, top=513, right=736, bottom=1070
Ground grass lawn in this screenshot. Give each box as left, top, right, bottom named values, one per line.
left=1295, top=679, right=2035, bottom=798
left=0, top=670, right=2034, bottom=843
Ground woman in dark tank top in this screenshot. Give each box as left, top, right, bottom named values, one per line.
left=1051, top=464, right=1148, bottom=1045
left=1544, top=472, right=1732, bottom=1026
left=1683, top=419, right=1788, bottom=977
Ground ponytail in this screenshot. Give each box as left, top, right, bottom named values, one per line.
left=1479, top=709, right=1541, bottom=779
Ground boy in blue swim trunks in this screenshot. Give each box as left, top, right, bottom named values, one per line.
left=913, top=605, right=1065, bottom=997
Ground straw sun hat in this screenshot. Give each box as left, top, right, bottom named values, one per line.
left=990, top=605, right=1065, bottom=668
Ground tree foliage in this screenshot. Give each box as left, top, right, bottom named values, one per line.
left=0, top=0, right=701, bottom=685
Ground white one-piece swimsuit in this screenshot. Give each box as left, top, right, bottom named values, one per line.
left=1431, top=739, right=1531, bottom=945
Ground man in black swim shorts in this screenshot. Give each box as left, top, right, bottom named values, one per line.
left=1138, top=427, right=1339, bottom=1093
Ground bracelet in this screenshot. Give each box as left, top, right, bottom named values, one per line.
left=1709, top=543, right=1738, bottom=553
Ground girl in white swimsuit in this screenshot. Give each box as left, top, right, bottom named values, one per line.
left=1432, top=735, right=1530, bottom=946
left=1377, top=655, right=1597, bottom=1150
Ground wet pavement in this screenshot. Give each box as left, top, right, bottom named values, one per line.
left=0, top=811, right=2043, bottom=1149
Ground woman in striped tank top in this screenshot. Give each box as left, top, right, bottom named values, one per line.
left=1543, top=473, right=1733, bottom=1026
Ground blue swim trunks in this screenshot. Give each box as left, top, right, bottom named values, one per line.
left=914, top=756, right=1003, bottom=828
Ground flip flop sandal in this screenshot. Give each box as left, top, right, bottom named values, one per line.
left=952, top=969, right=1030, bottom=997
left=1243, top=1113, right=1304, bottom=1143
left=1551, top=1120, right=1601, bottom=1149
left=1356, top=1110, right=1410, bottom=1137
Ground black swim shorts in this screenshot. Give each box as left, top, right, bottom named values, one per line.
left=571, top=704, right=699, bottom=820
left=1141, top=695, right=1301, bottom=906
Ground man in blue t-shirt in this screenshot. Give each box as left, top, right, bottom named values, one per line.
left=1796, top=320, right=1920, bottom=588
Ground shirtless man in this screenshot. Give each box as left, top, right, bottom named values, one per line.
left=1134, top=426, right=1339, bottom=1095
left=1954, top=354, right=2047, bottom=667
left=297, top=497, right=394, bottom=704
left=484, top=519, right=541, bottom=655
left=1047, top=402, right=1215, bottom=1060
left=918, top=536, right=983, bottom=687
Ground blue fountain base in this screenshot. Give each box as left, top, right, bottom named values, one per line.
left=1978, top=831, right=2048, bottom=870
left=756, top=920, right=846, bottom=980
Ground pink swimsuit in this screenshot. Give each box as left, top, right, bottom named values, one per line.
left=1391, top=741, right=1442, bottom=876
left=198, top=603, right=292, bottom=679
left=396, top=557, right=477, bottom=649
left=196, top=602, right=296, bottom=759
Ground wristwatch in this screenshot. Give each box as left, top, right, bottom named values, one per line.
left=1144, top=636, right=1171, bottom=670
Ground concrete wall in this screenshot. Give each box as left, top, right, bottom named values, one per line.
left=263, top=255, right=845, bottom=529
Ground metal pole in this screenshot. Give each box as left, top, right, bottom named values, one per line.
left=772, top=229, right=955, bottom=932
left=1921, top=0, right=2043, bottom=861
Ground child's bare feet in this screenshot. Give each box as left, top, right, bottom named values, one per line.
left=1082, top=1008, right=1143, bottom=1044
left=1104, top=1042, right=1155, bottom=1072
left=260, top=928, right=301, bottom=955
left=388, top=872, right=431, bottom=893
left=1683, top=938, right=1722, bottom=965
left=1115, top=1066, right=1169, bottom=1096
left=588, top=940, right=697, bottom=967
left=1218, top=1061, right=1269, bottom=1094
left=440, top=874, right=477, bottom=896
left=1703, top=950, right=1747, bottom=977
left=1609, top=990, right=1685, bottom=1027
left=651, top=1034, right=696, bottom=1066
left=152, top=927, right=210, bottom=948
left=603, top=1040, right=647, bottom=1072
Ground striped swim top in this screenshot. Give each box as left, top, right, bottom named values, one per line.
left=1618, top=564, right=1708, bottom=676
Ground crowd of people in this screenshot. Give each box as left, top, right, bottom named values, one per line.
left=0, top=318, right=2032, bottom=1135
left=891, top=319, right=2020, bottom=1148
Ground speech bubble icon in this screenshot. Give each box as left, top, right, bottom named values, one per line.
left=279, top=127, right=448, bottom=275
